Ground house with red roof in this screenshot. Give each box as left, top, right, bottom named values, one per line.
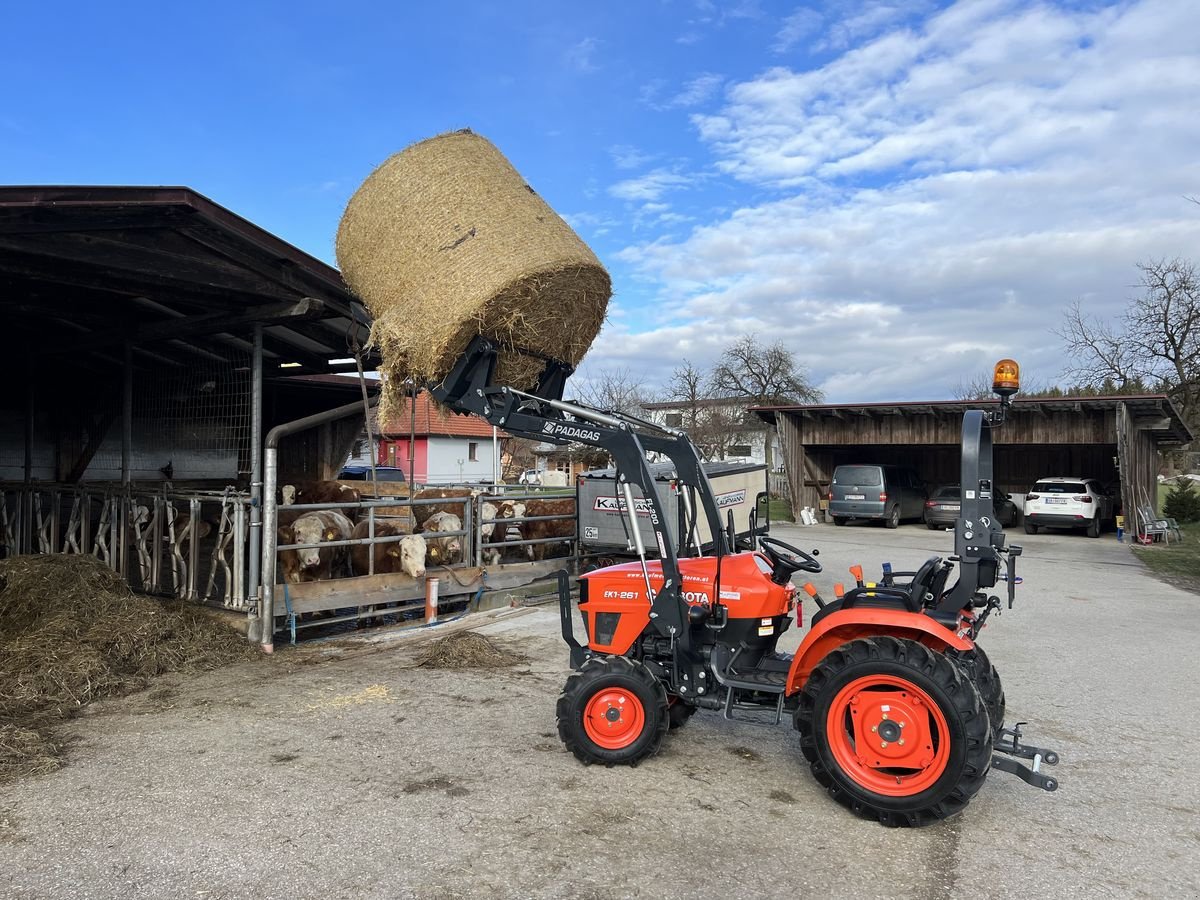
left=348, top=390, right=506, bottom=485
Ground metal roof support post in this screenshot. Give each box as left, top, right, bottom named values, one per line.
left=119, top=342, right=133, bottom=578
left=257, top=397, right=378, bottom=651
left=22, top=354, right=33, bottom=553
left=246, top=325, right=264, bottom=641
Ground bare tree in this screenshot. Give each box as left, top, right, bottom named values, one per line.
left=574, top=366, right=652, bottom=418
left=710, top=335, right=822, bottom=470
left=665, top=359, right=708, bottom=430
left=1058, top=258, right=1200, bottom=435
left=711, top=335, right=823, bottom=406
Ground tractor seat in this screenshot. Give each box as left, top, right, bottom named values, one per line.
left=809, top=557, right=951, bottom=628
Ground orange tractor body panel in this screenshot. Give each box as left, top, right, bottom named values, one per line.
left=579, top=552, right=796, bottom=655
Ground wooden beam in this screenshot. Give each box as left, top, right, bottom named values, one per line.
left=48, top=298, right=325, bottom=353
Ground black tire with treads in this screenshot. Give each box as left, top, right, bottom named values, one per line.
left=794, top=637, right=993, bottom=827
left=557, top=656, right=668, bottom=766
left=949, top=644, right=1006, bottom=738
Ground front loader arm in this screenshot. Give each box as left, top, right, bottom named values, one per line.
left=428, top=336, right=726, bottom=687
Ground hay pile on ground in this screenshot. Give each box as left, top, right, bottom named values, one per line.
left=416, top=631, right=526, bottom=670
left=336, top=129, right=610, bottom=415
left=0, top=554, right=257, bottom=783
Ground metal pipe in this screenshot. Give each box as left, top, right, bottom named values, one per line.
left=259, top=396, right=379, bottom=651
left=623, top=480, right=654, bottom=599
left=492, top=425, right=499, bottom=485
left=503, top=387, right=625, bottom=429
left=246, top=326, right=264, bottom=638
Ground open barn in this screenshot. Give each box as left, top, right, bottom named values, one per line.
left=0, top=186, right=578, bottom=647
left=754, top=396, right=1193, bottom=526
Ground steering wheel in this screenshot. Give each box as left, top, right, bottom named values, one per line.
left=759, top=536, right=822, bottom=582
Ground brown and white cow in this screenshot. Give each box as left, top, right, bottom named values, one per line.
left=480, top=500, right=529, bottom=565
left=277, top=510, right=354, bottom=583
left=410, top=487, right=481, bottom=528
left=417, top=510, right=464, bottom=567
left=349, top=519, right=426, bottom=578
left=520, top=498, right=576, bottom=561
left=281, top=480, right=361, bottom=521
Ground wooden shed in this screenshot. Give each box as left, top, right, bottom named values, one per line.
left=753, top=395, right=1193, bottom=523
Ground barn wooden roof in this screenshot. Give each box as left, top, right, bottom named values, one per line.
left=753, top=395, right=1193, bottom=445
left=0, top=185, right=378, bottom=376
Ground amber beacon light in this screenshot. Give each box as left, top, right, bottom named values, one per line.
left=992, top=358, right=1020, bottom=398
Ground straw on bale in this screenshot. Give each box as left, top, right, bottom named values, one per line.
left=416, top=631, right=526, bottom=670
left=0, top=554, right=258, bottom=783
left=336, top=129, right=610, bottom=415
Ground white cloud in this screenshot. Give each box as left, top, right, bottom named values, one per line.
left=564, top=37, right=601, bottom=73
left=672, top=73, right=724, bottom=108
left=642, top=73, right=724, bottom=111
left=609, top=144, right=656, bottom=170
left=605, top=0, right=1200, bottom=402
left=774, top=7, right=822, bottom=54
left=609, top=169, right=694, bottom=202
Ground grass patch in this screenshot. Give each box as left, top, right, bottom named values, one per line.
left=767, top=498, right=795, bottom=523
left=1131, top=522, right=1200, bottom=596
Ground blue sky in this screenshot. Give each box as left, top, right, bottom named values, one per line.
left=4, top=0, right=1199, bottom=401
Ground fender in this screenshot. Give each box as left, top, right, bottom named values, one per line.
left=785, top=607, right=973, bottom=695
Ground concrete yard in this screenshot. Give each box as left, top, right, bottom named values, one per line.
left=2, top=523, right=1197, bottom=899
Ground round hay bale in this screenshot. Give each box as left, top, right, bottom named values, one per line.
left=336, top=130, right=610, bottom=410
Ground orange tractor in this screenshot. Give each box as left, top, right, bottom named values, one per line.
left=435, top=346, right=1058, bottom=826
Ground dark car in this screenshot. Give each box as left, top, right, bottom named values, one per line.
left=339, top=465, right=406, bottom=482
left=829, top=464, right=926, bottom=528
left=923, top=484, right=1018, bottom=530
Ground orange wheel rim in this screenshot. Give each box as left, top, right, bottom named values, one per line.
left=826, top=675, right=951, bottom=797
left=583, top=687, right=645, bottom=750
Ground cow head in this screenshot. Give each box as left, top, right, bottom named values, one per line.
left=291, top=514, right=327, bottom=569
left=399, top=535, right=427, bottom=578
left=281, top=484, right=297, bottom=506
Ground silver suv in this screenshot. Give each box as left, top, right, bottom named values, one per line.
left=1023, top=477, right=1114, bottom=538
left=828, top=464, right=927, bottom=528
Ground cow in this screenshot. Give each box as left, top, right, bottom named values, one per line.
left=280, top=480, right=361, bottom=521
left=410, top=487, right=480, bottom=528
left=480, top=500, right=528, bottom=565
left=277, top=510, right=354, bottom=583
left=520, top=498, right=576, bottom=561
left=417, top=510, right=463, bottom=567
left=349, top=519, right=426, bottom=578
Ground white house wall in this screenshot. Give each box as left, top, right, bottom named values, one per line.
left=425, top=435, right=499, bottom=485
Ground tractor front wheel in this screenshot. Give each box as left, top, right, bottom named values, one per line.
left=557, top=656, right=668, bottom=766
left=795, top=637, right=992, bottom=827
left=667, top=695, right=697, bottom=729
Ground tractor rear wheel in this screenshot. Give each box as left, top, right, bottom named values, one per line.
left=949, top=644, right=1006, bottom=738
left=557, top=656, right=668, bottom=766
left=794, top=637, right=992, bottom=827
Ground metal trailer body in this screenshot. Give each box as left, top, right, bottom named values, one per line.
left=577, top=461, right=767, bottom=555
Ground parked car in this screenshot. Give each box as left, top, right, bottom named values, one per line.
left=518, top=469, right=541, bottom=485
left=828, top=464, right=926, bottom=528
left=923, top=484, right=1018, bottom=530
left=1023, top=476, right=1114, bottom=537
left=339, top=465, right=406, bottom=482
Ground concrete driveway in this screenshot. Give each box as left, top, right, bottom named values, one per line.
left=2, top=523, right=1197, bottom=899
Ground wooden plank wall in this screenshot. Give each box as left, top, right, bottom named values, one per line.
left=776, top=408, right=1128, bottom=516
left=1117, top=402, right=1160, bottom=521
